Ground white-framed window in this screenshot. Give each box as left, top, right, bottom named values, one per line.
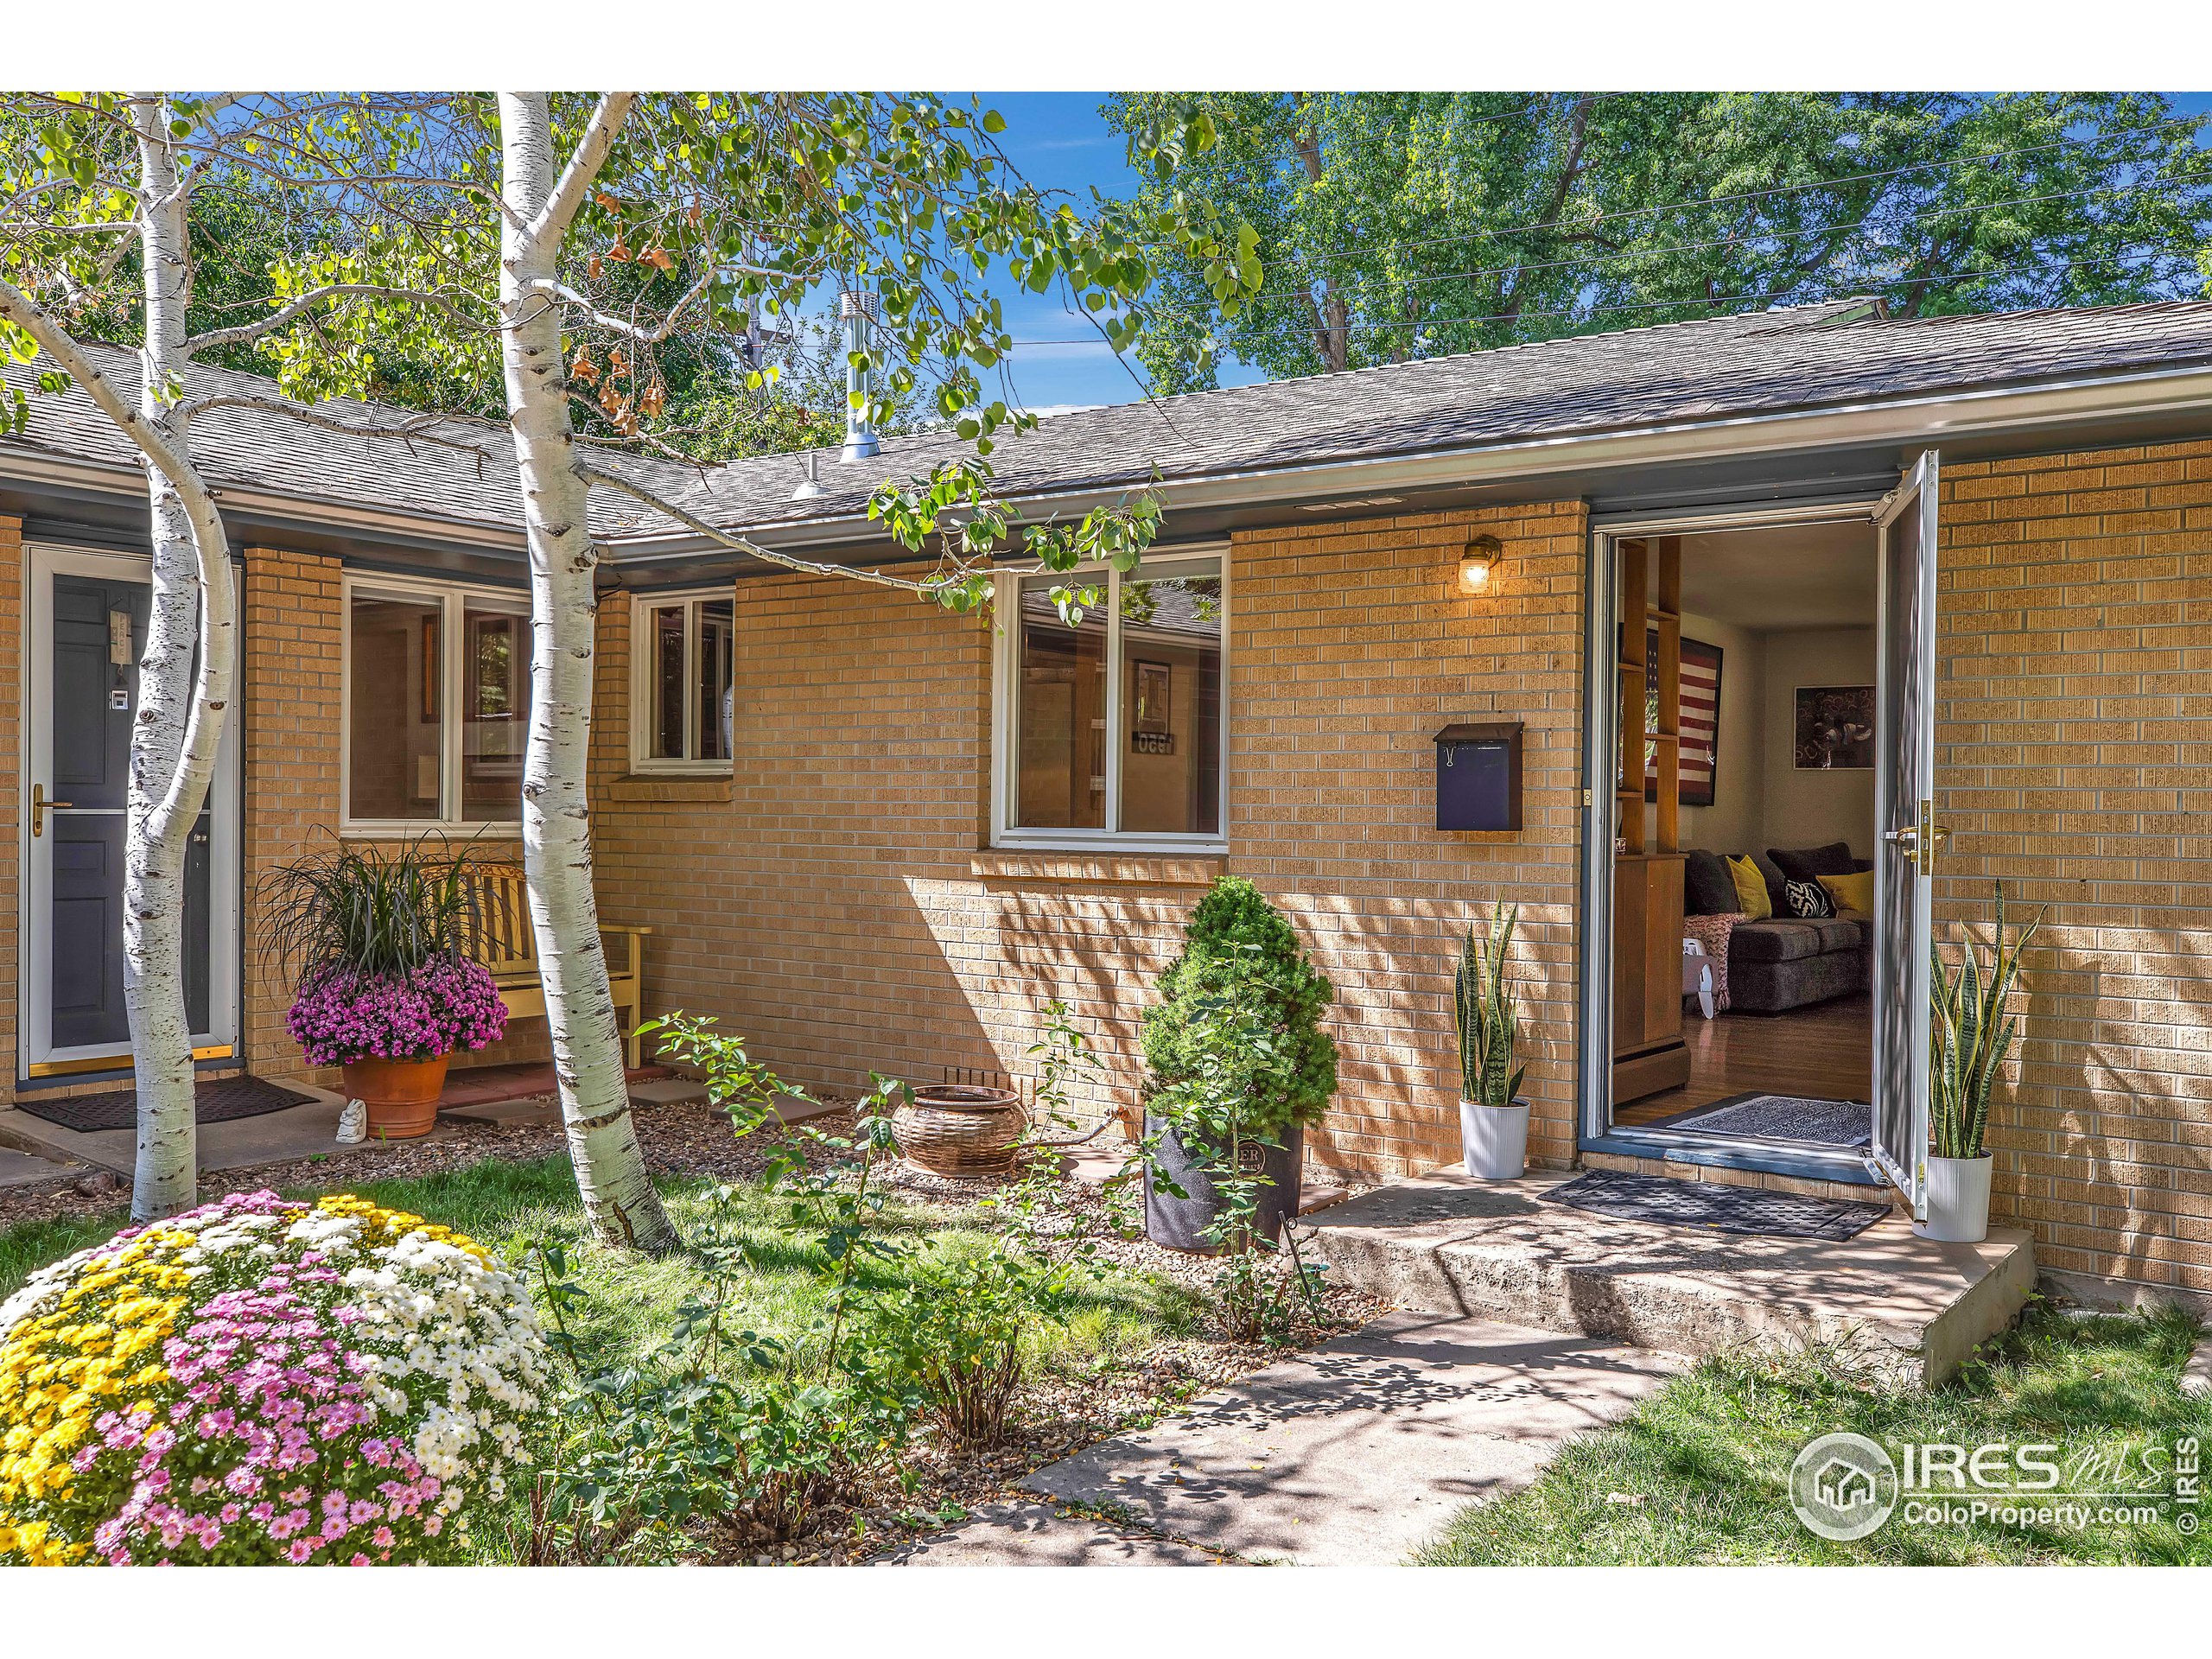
left=989, top=547, right=1228, bottom=851
left=341, top=573, right=532, bottom=830
left=629, top=588, right=735, bottom=773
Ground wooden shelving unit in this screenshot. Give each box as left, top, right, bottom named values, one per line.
left=1612, top=535, right=1692, bottom=1105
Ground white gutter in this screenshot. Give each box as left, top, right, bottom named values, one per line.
left=616, top=358, right=2212, bottom=557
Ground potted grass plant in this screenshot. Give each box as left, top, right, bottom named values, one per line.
left=1454, top=900, right=1529, bottom=1179
left=261, top=836, right=508, bottom=1138
left=1924, top=881, right=2044, bottom=1243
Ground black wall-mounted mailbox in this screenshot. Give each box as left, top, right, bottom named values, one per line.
left=1433, top=721, right=1524, bottom=832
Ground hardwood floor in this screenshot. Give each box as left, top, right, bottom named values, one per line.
left=1615, top=993, right=1872, bottom=1126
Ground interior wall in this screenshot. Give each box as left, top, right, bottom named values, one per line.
left=1675, top=609, right=1764, bottom=855
left=1759, top=626, right=1878, bottom=857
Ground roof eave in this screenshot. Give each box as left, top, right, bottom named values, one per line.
left=608, top=357, right=2212, bottom=562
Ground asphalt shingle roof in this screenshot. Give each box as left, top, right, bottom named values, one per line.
left=9, top=300, right=2212, bottom=548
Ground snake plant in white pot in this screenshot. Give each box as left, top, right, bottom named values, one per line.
left=1924, top=882, right=2044, bottom=1243
left=1455, top=901, right=1529, bottom=1179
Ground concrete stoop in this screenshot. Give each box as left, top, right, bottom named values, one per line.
left=1307, top=1168, right=2035, bottom=1387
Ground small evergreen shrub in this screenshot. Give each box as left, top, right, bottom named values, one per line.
left=1141, top=876, right=1338, bottom=1140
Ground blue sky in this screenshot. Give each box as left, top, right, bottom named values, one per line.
left=971, top=92, right=1271, bottom=410
left=969, top=92, right=2212, bottom=413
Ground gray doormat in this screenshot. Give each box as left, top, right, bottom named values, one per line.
left=1541, top=1170, right=1892, bottom=1242
left=16, top=1075, right=317, bottom=1135
left=1645, top=1092, right=1871, bottom=1149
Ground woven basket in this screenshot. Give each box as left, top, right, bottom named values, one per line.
left=892, top=1084, right=1028, bottom=1178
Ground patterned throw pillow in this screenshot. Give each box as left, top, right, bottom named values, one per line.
left=1785, top=877, right=1836, bottom=918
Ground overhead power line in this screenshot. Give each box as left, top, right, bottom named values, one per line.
left=1007, top=237, right=2202, bottom=348
left=1180, top=111, right=2210, bottom=290
left=1211, top=162, right=2212, bottom=319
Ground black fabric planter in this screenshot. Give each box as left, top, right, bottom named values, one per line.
left=1142, top=1117, right=1304, bottom=1254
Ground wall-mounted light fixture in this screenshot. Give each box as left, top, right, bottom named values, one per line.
left=1459, top=533, right=1504, bottom=594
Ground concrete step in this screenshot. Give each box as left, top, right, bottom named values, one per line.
left=1306, top=1168, right=2033, bottom=1388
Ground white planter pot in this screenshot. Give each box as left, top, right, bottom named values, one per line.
left=1921, top=1154, right=1993, bottom=1243
left=1460, top=1096, right=1529, bottom=1181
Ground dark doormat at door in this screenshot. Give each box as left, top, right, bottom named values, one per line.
left=1643, top=1092, right=1872, bottom=1149
left=16, top=1075, right=318, bottom=1135
left=1541, top=1169, right=1893, bottom=1242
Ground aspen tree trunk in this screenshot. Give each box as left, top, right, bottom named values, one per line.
left=497, top=92, right=677, bottom=1252
left=123, top=95, right=237, bottom=1220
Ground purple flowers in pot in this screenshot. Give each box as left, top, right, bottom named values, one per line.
left=263, top=833, right=510, bottom=1067
left=287, top=959, right=507, bottom=1067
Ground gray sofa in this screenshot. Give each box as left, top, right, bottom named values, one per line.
left=1728, top=916, right=1870, bottom=1014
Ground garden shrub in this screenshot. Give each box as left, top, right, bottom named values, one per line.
left=1141, top=875, right=1338, bottom=1139
left=867, top=1243, right=1069, bottom=1450
left=0, top=1191, right=545, bottom=1566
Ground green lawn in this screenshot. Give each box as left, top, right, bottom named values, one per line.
left=4, top=1153, right=1202, bottom=1378
left=1416, top=1302, right=2210, bottom=1566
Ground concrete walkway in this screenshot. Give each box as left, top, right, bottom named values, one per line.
left=887, top=1313, right=1679, bottom=1567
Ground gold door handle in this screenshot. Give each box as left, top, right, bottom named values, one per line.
left=1883, top=800, right=1948, bottom=874
left=31, top=784, right=73, bottom=838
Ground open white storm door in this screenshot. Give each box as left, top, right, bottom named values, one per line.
left=1870, top=453, right=1942, bottom=1216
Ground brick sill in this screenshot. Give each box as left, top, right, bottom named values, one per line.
left=970, top=849, right=1226, bottom=887
left=607, top=775, right=734, bottom=804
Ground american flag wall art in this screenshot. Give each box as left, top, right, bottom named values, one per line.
left=1646, top=631, right=1723, bottom=808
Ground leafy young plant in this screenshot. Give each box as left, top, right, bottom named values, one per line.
left=866, top=1243, right=1070, bottom=1450
left=516, top=1223, right=912, bottom=1564
left=257, top=830, right=481, bottom=981
left=1142, top=876, right=1338, bottom=1140
left=1147, top=985, right=1326, bottom=1344
left=1454, top=901, right=1528, bottom=1108
left=1930, top=881, right=2046, bottom=1160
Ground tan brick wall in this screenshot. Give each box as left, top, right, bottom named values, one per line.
left=1938, top=439, right=2212, bottom=1298
left=239, top=546, right=346, bottom=1085
left=237, top=548, right=533, bottom=1083
left=593, top=503, right=1589, bottom=1178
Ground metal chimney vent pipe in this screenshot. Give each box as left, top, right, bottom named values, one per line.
left=839, top=289, right=880, bottom=462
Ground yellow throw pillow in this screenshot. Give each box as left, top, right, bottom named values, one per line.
left=1726, top=855, right=1772, bottom=920
left=1820, top=870, right=1875, bottom=915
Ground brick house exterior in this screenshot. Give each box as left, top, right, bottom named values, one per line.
left=4, top=302, right=2212, bottom=1306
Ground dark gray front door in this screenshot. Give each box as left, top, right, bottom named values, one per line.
left=46, top=575, right=209, bottom=1052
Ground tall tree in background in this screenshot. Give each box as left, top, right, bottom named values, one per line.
left=1109, top=92, right=2212, bottom=390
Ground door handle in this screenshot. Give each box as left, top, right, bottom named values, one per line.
left=1884, top=799, right=1948, bottom=874
left=31, top=784, right=73, bottom=838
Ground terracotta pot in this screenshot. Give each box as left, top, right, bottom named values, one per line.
left=891, top=1084, right=1028, bottom=1178
left=340, top=1053, right=451, bottom=1140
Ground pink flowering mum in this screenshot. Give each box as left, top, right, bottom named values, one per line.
left=287, top=959, right=507, bottom=1067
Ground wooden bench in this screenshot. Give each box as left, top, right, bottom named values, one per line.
left=462, top=865, right=653, bottom=1067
